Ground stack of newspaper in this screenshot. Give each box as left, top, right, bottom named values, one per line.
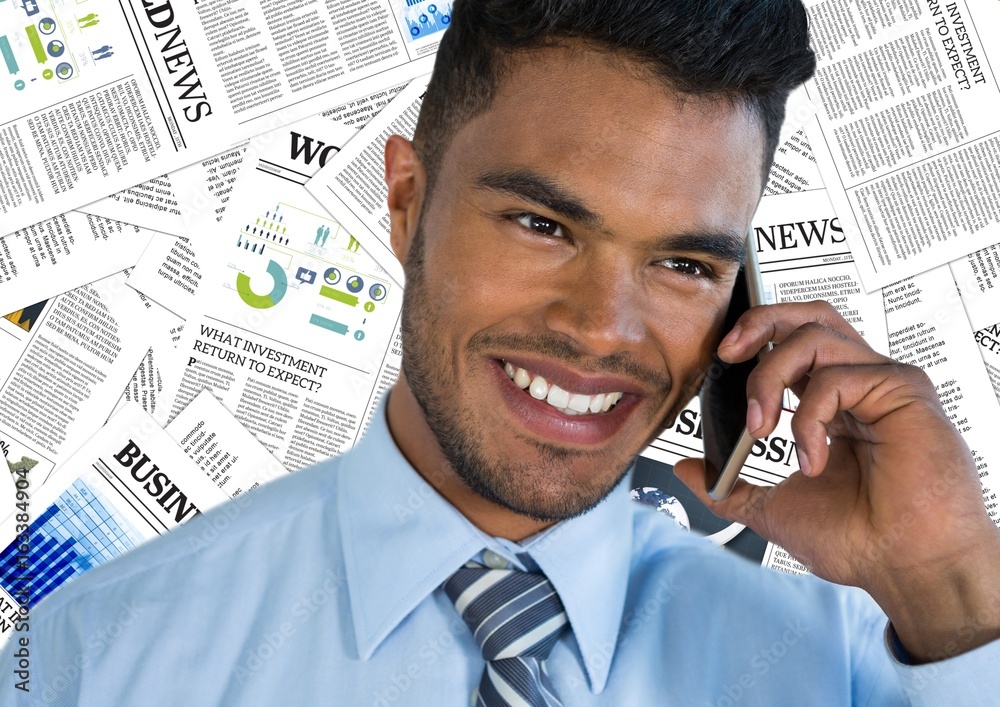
left=1, top=0, right=999, bottom=647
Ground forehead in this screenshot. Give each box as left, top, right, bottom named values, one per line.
left=440, top=45, right=766, bottom=234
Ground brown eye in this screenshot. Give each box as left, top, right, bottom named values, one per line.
left=659, top=257, right=706, bottom=276
left=515, top=213, right=565, bottom=238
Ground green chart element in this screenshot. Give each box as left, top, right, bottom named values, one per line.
left=319, top=285, right=358, bottom=307
left=236, top=259, right=288, bottom=309
left=25, top=26, right=46, bottom=64
left=309, top=314, right=348, bottom=335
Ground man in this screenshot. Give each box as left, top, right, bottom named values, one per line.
left=4, top=0, right=1000, bottom=704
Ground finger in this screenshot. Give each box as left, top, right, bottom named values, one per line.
left=673, top=457, right=773, bottom=531
left=718, top=300, right=869, bottom=363
left=744, top=322, right=891, bottom=438
left=790, top=363, right=940, bottom=476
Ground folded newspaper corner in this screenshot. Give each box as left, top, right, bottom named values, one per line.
left=0, top=403, right=228, bottom=651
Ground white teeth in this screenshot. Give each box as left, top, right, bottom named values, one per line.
left=546, top=384, right=570, bottom=409
left=529, top=375, right=549, bottom=400
left=568, top=393, right=591, bottom=413
left=503, top=361, right=622, bottom=415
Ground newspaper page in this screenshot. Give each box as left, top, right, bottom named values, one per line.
left=1, top=0, right=438, bottom=236
left=111, top=288, right=185, bottom=425
left=753, top=189, right=890, bottom=355
left=950, top=243, right=1000, bottom=331
left=307, top=75, right=431, bottom=285
left=974, top=321, right=1000, bottom=404
left=166, top=389, right=288, bottom=499
left=0, top=213, right=155, bottom=315
left=801, top=0, right=1000, bottom=290
left=0, top=403, right=228, bottom=651
left=125, top=84, right=408, bottom=323
left=883, top=265, right=1000, bottom=525
left=0, top=446, right=17, bottom=527
left=80, top=174, right=186, bottom=238
left=160, top=114, right=402, bottom=470
left=0, top=273, right=162, bottom=477
left=763, top=124, right=824, bottom=197
left=85, top=82, right=411, bottom=241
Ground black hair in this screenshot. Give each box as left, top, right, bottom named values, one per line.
left=413, top=0, right=815, bottom=188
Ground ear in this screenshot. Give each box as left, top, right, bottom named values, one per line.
left=384, top=135, right=427, bottom=267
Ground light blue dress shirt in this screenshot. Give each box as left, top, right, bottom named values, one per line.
left=2, top=404, right=999, bottom=706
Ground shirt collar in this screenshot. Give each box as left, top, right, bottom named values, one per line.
left=337, top=402, right=633, bottom=695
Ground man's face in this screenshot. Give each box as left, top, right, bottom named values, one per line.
left=398, top=46, right=765, bottom=522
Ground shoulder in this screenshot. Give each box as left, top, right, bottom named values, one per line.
left=33, top=452, right=348, bottom=628
left=627, top=504, right=884, bottom=629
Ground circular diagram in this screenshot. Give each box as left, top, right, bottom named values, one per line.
left=38, top=18, right=57, bottom=34
left=47, top=41, right=65, bottom=57
left=323, top=267, right=341, bottom=286
left=346, top=275, right=364, bottom=293
left=369, top=283, right=387, bottom=301
left=55, top=63, right=74, bottom=80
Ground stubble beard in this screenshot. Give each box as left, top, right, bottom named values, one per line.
left=399, top=223, right=645, bottom=523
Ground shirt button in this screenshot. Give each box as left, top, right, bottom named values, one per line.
left=483, top=550, right=509, bottom=569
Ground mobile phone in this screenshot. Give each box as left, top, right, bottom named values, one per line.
left=700, top=232, right=770, bottom=501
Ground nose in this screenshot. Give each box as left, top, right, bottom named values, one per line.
left=542, top=256, right=646, bottom=358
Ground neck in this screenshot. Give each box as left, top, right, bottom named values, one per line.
left=385, top=375, right=555, bottom=542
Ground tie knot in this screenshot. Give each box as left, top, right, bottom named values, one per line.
left=444, top=561, right=568, bottom=662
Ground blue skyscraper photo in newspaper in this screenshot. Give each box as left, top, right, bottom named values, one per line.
left=0, top=478, right=142, bottom=609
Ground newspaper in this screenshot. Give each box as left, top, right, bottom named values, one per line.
left=0, top=0, right=439, bottom=236
left=883, top=266, right=1000, bottom=525
left=975, top=321, right=1000, bottom=405
left=80, top=83, right=411, bottom=240
left=158, top=114, right=403, bottom=469
left=306, top=75, right=431, bottom=284
left=0, top=273, right=162, bottom=477
left=753, top=189, right=890, bottom=355
left=802, top=0, right=1000, bottom=290
left=0, top=213, right=155, bottom=315
left=0, top=403, right=228, bottom=650
left=81, top=175, right=187, bottom=238
left=950, top=243, right=1000, bottom=331
left=125, top=84, right=407, bottom=322
left=165, top=389, right=288, bottom=499
left=763, top=124, right=824, bottom=197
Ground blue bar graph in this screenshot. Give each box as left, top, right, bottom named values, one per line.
left=0, top=478, right=141, bottom=608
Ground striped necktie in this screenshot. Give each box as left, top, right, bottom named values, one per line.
left=444, top=560, right=568, bottom=707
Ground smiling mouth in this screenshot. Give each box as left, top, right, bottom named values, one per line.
left=501, top=360, right=623, bottom=416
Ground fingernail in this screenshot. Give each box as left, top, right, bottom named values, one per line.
left=719, top=325, right=742, bottom=349
left=747, top=399, right=763, bottom=433
left=797, top=449, right=811, bottom=476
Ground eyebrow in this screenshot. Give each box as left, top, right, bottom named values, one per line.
left=651, top=232, right=747, bottom=265
left=473, top=167, right=746, bottom=265
left=473, top=169, right=603, bottom=230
